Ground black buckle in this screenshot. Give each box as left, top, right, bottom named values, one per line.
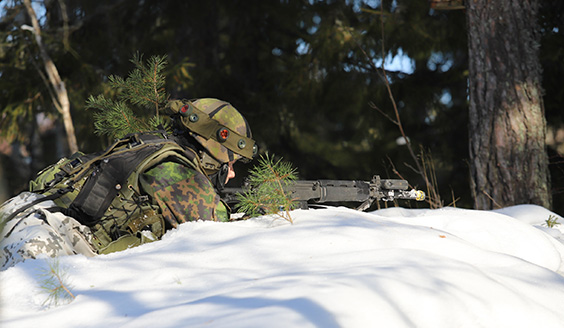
left=60, top=157, right=83, bottom=175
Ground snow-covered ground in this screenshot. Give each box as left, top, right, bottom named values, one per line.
left=2, top=204, right=564, bottom=328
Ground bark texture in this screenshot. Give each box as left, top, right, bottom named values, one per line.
left=23, top=0, right=78, bottom=154
left=466, top=0, right=551, bottom=209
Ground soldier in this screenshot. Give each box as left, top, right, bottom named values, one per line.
left=0, top=98, right=256, bottom=270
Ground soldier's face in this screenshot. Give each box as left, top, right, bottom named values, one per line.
left=225, top=160, right=236, bottom=184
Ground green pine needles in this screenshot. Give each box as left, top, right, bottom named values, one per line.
left=38, top=258, right=75, bottom=307
left=86, top=53, right=169, bottom=139
left=236, top=153, right=298, bottom=223
left=546, top=215, right=560, bottom=228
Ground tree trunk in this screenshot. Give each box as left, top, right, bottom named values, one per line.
left=23, top=0, right=78, bottom=154
left=466, top=0, right=551, bottom=209
left=0, top=158, right=10, bottom=203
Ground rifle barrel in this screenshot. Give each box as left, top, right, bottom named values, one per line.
left=220, top=176, right=425, bottom=208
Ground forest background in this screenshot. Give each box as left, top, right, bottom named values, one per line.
left=1, top=0, right=563, bottom=214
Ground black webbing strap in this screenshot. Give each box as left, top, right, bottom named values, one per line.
left=61, top=136, right=141, bottom=187
left=33, top=138, right=134, bottom=195
left=69, top=142, right=164, bottom=226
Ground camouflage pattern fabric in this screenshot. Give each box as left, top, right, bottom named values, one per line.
left=191, top=98, right=252, bottom=163
left=140, top=161, right=229, bottom=227
left=0, top=192, right=96, bottom=271
left=0, top=134, right=231, bottom=267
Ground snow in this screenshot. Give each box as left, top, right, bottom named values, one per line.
left=3, top=204, right=564, bottom=327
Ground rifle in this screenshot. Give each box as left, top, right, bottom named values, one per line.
left=220, top=175, right=426, bottom=212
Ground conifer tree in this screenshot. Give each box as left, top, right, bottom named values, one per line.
left=86, top=53, right=170, bottom=139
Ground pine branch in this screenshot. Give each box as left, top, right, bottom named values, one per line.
left=87, top=53, right=170, bottom=139
left=115, top=53, right=168, bottom=112
left=87, top=95, right=147, bottom=138
left=236, top=153, right=298, bottom=223
left=38, top=258, right=75, bottom=307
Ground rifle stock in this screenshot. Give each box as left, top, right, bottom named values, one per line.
left=220, top=175, right=425, bottom=212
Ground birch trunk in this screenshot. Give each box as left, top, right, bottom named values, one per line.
left=23, top=0, right=78, bottom=154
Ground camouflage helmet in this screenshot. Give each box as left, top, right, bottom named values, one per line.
left=164, top=98, right=257, bottom=172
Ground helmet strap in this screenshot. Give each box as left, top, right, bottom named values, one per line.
left=209, top=162, right=229, bottom=191
left=171, top=132, right=224, bottom=176
left=199, top=151, right=224, bottom=174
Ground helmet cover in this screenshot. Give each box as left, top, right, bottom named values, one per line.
left=165, top=98, right=256, bottom=170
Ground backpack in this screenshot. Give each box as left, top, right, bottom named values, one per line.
left=26, top=132, right=211, bottom=254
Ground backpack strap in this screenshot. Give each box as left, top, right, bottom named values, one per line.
left=33, top=135, right=141, bottom=195
left=69, top=140, right=166, bottom=226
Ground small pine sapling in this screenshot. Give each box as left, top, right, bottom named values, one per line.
left=236, top=153, right=298, bottom=223
left=546, top=215, right=560, bottom=228
left=86, top=53, right=170, bottom=139
left=38, top=258, right=75, bottom=307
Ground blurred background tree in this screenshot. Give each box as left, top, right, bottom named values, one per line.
left=466, top=0, right=551, bottom=209
left=1, top=0, right=563, bottom=213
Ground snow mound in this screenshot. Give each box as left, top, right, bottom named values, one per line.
left=2, top=205, right=564, bottom=328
